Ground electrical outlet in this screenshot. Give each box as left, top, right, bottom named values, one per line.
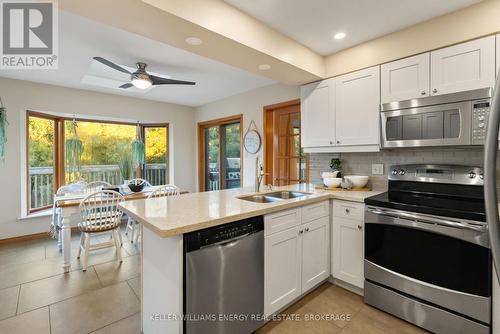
left=372, top=164, right=384, bottom=175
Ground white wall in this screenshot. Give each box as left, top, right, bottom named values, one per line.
left=194, top=83, right=299, bottom=189
left=0, top=77, right=195, bottom=239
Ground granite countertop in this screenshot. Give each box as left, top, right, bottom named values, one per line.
left=119, top=183, right=383, bottom=238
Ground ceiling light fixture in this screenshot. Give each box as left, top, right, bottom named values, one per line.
left=131, top=76, right=152, bottom=89
left=185, top=37, right=203, bottom=46
left=258, top=64, right=271, bottom=70
left=334, top=32, right=346, bottom=40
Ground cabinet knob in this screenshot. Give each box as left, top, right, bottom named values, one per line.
left=345, top=208, right=350, bottom=214
left=432, top=88, right=438, bottom=93
left=357, top=225, right=362, bottom=230
left=298, top=229, right=303, bottom=234
left=329, top=141, right=333, bottom=145
left=337, top=140, right=340, bottom=144
left=305, top=227, right=310, bottom=232
left=420, top=90, right=426, bottom=95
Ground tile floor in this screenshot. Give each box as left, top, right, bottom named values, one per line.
left=0, top=226, right=428, bottom=334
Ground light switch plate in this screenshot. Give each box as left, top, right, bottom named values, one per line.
left=372, top=164, right=384, bottom=175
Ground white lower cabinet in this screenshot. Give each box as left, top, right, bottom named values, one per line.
left=264, top=201, right=330, bottom=316
left=332, top=201, right=365, bottom=289
left=264, top=226, right=302, bottom=316
left=301, top=216, right=330, bottom=293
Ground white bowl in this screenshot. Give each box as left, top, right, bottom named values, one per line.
left=321, top=171, right=339, bottom=179
left=344, top=175, right=369, bottom=188
left=323, top=177, right=342, bottom=188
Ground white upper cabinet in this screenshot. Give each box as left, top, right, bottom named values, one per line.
left=335, top=66, right=380, bottom=146
left=300, top=79, right=335, bottom=148
left=381, top=53, right=430, bottom=104
left=430, top=36, right=495, bottom=95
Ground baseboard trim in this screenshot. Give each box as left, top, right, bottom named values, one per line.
left=329, top=276, right=364, bottom=296
left=0, top=227, right=81, bottom=245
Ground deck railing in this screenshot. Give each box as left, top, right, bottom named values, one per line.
left=29, top=163, right=167, bottom=209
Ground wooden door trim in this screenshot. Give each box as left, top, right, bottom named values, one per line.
left=197, top=114, right=243, bottom=192
left=263, top=99, right=305, bottom=185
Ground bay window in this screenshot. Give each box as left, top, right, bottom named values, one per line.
left=26, top=111, right=169, bottom=213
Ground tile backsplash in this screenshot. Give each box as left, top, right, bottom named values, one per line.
left=309, top=147, right=490, bottom=191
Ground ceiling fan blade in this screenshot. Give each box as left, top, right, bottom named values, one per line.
left=150, top=75, right=196, bottom=86
left=93, top=57, right=131, bottom=75
left=119, top=83, right=133, bottom=89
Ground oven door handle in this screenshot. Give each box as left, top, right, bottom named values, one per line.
left=367, top=207, right=486, bottom=232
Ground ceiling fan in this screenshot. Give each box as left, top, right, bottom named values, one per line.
left=93, top=56, right=196, bottom=90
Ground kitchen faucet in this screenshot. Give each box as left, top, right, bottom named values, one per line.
left=255, top=156, right=265, bottom=192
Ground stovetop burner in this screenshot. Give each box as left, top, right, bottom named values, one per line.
left=365, top=191, right=485, bottom=222
left=365, top=164, right=485, bottom=222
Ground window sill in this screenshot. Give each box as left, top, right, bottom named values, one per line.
left=18, top=209, right=53, bottom=221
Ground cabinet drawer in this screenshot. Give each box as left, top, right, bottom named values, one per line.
left=265, top=208, right=301, bottom=236
left=301, top=201, right=329, bottom=224
left=333, top=201, right=364, bottom=221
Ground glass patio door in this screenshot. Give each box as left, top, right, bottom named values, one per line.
left=199, top=116, right=241, bottom=191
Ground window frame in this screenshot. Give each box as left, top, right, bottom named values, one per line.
left=141, top=123, right=170, bottom=185
left=25, top=111, right=169, bottom=214
left=26, top=111, right=63, bottom=213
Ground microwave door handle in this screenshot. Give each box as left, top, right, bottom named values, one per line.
left=485, top=71, right=500, bottom=284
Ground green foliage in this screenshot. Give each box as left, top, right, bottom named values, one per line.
left=330, top=158, right=342, bottom=172
left=29, top=117, right=54, bottom=167
left=29, top=119, right=168, bottom=169
left=144, top=127, right=167, bottom=163
left=119, top=152, right=133, bottom=180
left=205, top=123, right=240, bottom=164
left=0, top=106, right=8, bottom=161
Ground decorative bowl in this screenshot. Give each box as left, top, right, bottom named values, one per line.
left=321, top=171, right=339, bottom=179
left=344, top=175, right=369, bottom=188
left=128, top=182, right=146, bottom=193
left=323, top=177, right=342, bottom=188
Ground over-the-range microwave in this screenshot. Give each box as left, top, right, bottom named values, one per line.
left=381, top=88, right=491, bottom=148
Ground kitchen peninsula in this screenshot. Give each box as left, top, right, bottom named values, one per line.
left=119, top=184, right=381, bottom=334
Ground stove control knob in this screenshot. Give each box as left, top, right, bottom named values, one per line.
left=468, top=171, right=476, bottom=179
left=391, top=169, right=398, bottom=176
left=399, top=169, right=406, bottom=176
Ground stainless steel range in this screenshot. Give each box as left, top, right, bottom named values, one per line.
left=364, top=164, right=491, bottom=334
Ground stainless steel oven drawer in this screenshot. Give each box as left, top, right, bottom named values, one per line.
left=364, top=280, right=490, bottom=334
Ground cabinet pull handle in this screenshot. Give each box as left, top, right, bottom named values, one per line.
left=432, top=88, right=438, bottom=93
left=305, top=227, right=310, bottom=232
left=298, top=229, right=303, bottom=234
left=357, top=225, right=362, bottom=230
left=420, top=90, right=426, bottom=95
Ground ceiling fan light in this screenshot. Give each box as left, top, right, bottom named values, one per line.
left=131, top=77, right=152, bottom=89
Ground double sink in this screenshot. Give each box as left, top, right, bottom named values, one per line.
left=238, top=191, right=311, bottom=203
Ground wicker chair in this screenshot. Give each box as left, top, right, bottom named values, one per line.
left=128, top=184, right=180, bottom=244
left=77, top=190, right=124, bottom=271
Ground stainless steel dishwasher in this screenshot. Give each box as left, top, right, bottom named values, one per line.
left=184, top=216, right=264, bottom=334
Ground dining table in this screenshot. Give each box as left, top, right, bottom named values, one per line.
left=52, top=185, right=167, bottom=273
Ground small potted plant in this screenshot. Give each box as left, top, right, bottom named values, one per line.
left=330, top=158, right=342, bottom=178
